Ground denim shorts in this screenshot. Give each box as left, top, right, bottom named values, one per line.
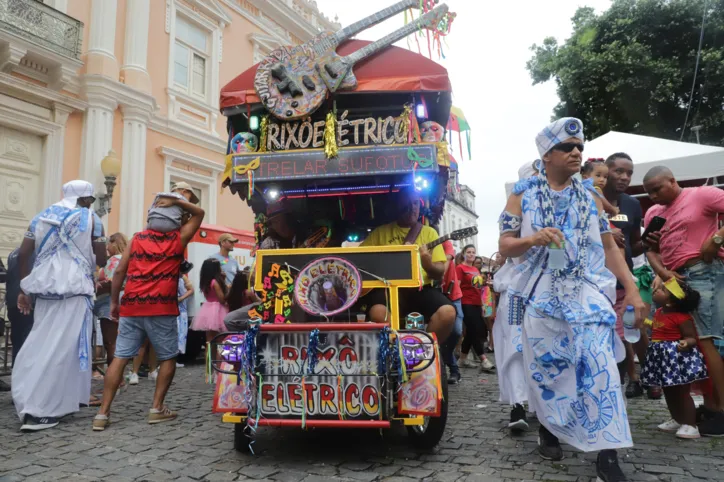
left=94, top=296, right=111, bottom=320
left=679, top=258, right=724, bottom=339
left=115, top=315, right=179, bottom=361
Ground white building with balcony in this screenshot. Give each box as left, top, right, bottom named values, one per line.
left=0, top=0, right=339, bottom=262
left=439, top=172, right=479, bottom=254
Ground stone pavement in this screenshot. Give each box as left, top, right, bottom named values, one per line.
left=0, top=360, right=722, bottom=482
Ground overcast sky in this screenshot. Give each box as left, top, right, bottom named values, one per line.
left=315, top=0, right=612, bottom=256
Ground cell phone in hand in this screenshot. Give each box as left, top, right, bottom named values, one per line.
left=642, top=216, right=666, bottom=242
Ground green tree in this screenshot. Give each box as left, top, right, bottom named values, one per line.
left=527, top=0, right=724, bottom=146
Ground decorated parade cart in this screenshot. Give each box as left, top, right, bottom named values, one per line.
left=210, top=0, right=473, bottom=452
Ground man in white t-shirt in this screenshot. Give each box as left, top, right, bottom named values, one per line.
left=210, top=233, right=240, bottom=287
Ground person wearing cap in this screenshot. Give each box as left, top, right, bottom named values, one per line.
left=171, top=181, right=200, bottom=205
left=93, top=194, right=204, bottom=431
left=12, top=180, right=106, bottom=432
left=210, top=233, right=241, bottom=287
left=499, top=118, right=646, bottom=481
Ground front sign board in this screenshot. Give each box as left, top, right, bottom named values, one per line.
left=230, top=144, right=438, bottom=184
left=257, top=331, right=382, bottom=420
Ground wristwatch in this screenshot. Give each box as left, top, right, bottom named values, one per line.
left=714, top=235, right=724, bottom=246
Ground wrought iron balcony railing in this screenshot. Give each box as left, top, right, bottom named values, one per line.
left=0, top=0, right=83, bottom=60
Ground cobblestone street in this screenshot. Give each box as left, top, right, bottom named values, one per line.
left=0, top=360, right=722, bottom=482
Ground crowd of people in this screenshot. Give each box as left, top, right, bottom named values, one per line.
left=1, top=115, right=723, bottom=482
left=484, top=117, right=724, bottom=482
left=0, top=180, right=257, bottom=432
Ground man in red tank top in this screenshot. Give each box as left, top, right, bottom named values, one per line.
left=93, top=196, right=204, bottom=431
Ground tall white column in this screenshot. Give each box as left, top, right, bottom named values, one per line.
left=87, top=0, right=117, bottom=59
left=121, top=0, right=151, bottom=92
left=79, top=95, right=117, bottom=190
left=119, top=106, right=150, bottom=236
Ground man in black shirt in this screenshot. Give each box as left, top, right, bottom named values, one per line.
left=2, top=248, right=35, bottom=390
left=604, top=152, right=656, bottom=399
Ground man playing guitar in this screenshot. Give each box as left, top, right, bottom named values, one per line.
left=359, top=187, right=456, bottom=344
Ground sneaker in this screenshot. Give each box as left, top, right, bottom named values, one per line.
left=676, top=424, right=700, bottom=439
left=625, top=381, right=643, bottom=399
left=508, top=404, right=529, bottom=432
left=448, top=371, right=461, bottom=385
left=596, top=449, right=627, bottom=482
left=128, top=373, right=139, bottom=385
left=148, top=406, right=177, bottom=424
left=176, top=362, right=185, bottom=368
left=461, top=358, right=477, bottom=368
left=21, top=415, right=59, bottom=432
left=657, top=419, right=681, bottom=432
left=647, top=386, right=663, bottom=400
left=699, top=413, right=724, bottom=437
left=92, top=414, right=110, bottom=432
left=538, top=425, right=563, bottom=461
left=148, top=369, right=159, bottom=381
left=479, top=357, right=495, bottom=372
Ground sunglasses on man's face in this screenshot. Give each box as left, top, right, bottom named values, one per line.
left=552, top=142, right=584, bottom=153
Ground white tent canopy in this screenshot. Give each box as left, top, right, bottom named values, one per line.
left=584, top=131, right=723, bottom=164
left=504, top=131, right=724, bottom=197
left=631, top=150, right=724, bottom=187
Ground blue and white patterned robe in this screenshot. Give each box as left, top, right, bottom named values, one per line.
left=501, top=177, right=630, bottom=452
left=12, top=201, right=102, bottom=420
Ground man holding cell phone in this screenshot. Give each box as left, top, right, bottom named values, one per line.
left=643, top=165, right=724, bottom=437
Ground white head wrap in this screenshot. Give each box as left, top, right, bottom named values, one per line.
left=58, top=180, right=95, bottom=209
left=535, top=117, right=585, bottom=158
left=518, top=159, right=541, bottom=180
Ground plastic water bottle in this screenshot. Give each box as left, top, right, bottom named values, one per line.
left=548, top=241, right=566, bottom=270
left=622, top=305, right=640, bottom=343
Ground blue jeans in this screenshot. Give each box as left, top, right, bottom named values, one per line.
left=680, top=258, right=724, bottom=339
left=442, top=299, right=463, bottom=374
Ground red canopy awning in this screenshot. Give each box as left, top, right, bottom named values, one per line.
left=220, top=39, right=452, bottom=111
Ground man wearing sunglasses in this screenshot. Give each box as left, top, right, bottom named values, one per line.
left=500, top=118, right=645, bottom=482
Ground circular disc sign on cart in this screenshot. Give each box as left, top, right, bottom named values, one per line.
left=294, top=257, right=362, bottom=317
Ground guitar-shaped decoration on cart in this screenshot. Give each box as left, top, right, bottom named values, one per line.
left=254, top=0, right=450, bottom=120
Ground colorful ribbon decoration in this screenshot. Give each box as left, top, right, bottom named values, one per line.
left=301, top=375, right=307, bottom=429
left=337, top=374, right=346, bottom=420
left=258, top=116, right=268, bottom=153
left=324, top=111, right=338, bottom=159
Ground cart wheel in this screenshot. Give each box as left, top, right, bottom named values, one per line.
left=234, top=423, right=253, bottom=452
left=406, top=368, right=448, bottom=449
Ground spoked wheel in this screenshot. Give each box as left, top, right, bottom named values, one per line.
left=406, top=367, right=448, bottom=449
left=234, top=423, right=253, bottom=452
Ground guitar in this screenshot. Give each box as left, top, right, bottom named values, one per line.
left=424, top=226, right=478, bottom=251
left=359, top=226, right=478, bottom=297
left=254, top=0, right=450, bottom=120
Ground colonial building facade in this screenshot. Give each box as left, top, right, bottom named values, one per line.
left=439, top=172, right=479, bottom=254
left=0, top=0, right=338, bottom=261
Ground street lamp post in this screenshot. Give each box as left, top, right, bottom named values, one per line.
left=96, top=149, right=121, bottom=218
